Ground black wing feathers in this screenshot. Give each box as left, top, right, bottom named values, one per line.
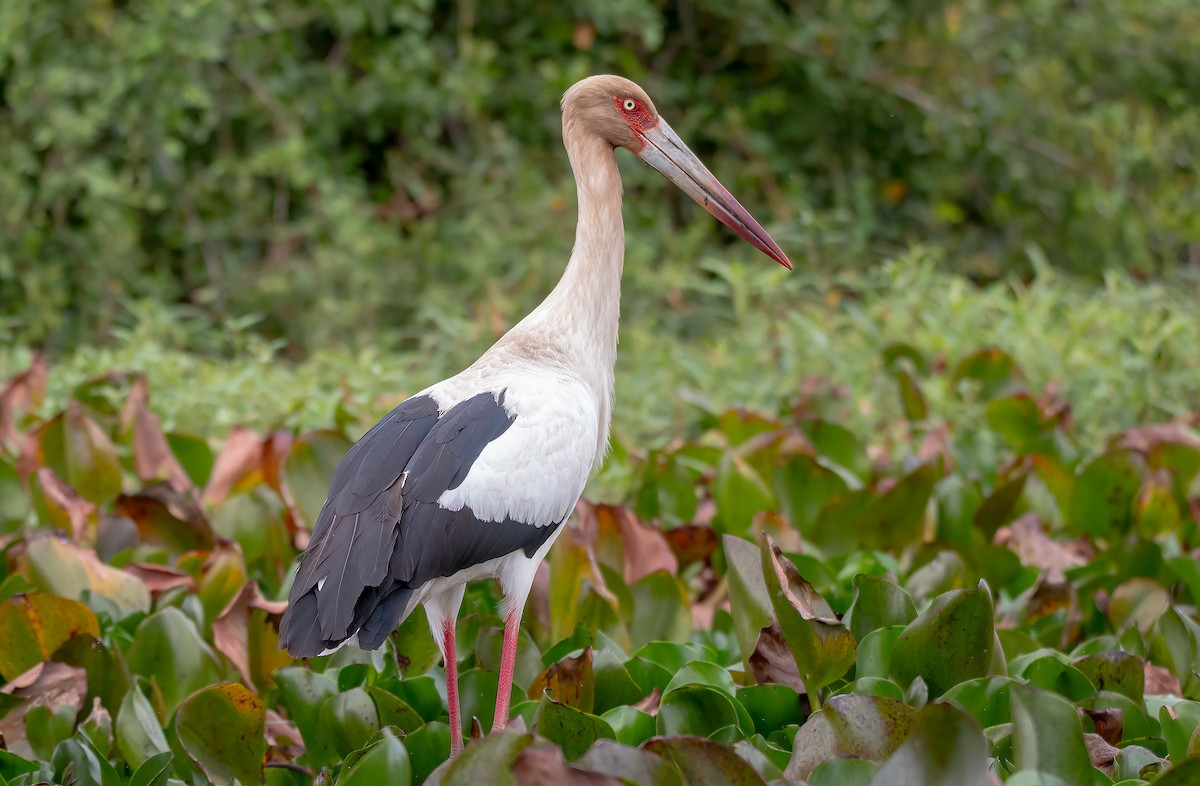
left=279, top=390, right=564, bottom=659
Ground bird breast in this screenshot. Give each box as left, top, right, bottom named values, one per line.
left=424, top=367, right=602, bottom=528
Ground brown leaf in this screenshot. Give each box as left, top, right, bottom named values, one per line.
left=579, top=502, right=678, bottom=584
left=122, top=563, right=196, bottom=595
left=632, top=687, right=660, bottom=716
left=1026, top=573, right=1073, bottom=623
left=748, top=623, right=806, bottom=692
left=203, top=426, right=263, bottom=507
left=995, top=513, right=1088, bottom=582
left=124, top=376, right=191, bottom=492
left=261, top=430, right=294, bottom=494
left=1084, top=732, right=1118, bottom=777
left=117, top=482, right=213, bottom=553
left=36, top=467, right=97, bottom=541
left=1145, top=662, right=1183, bottom=696
left=662, top=524, right=718, bottom=567
left=0, top=354, right=48, bottom=446
left=512, top=743, right=621, bottom=786
left=1085, top=707, right=1124, bottom=745
left=213, top=581, right=291, bottom=691
left=918, top=422, right=955, bottom=472
left=0, top=662, right=87, bottom=755
left=527, top=648, right=593, bottom=711
left=264, top=708, right=305, bottom=762
left=1117, top=423, right=1200, bottom=453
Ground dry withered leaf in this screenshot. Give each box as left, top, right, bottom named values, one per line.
left=1025, top=573, right=1073, bottom=624
left=123, top=376, right=191, bottom=492
left=632, top=687, right=660, bottom=716
left=528, top=647, right=594, bottom=710
left=1084, top=732, right=1119, bottom=777
left=36, top=467, right=97, bottom=541
left=1085, top=707, right=1124, bottom=745
left=264, top=707, right=305, bottom=761
left=1117, top=423, right=1200, bottom=453
left=213, top=581, right=290, bottom=691
left=748, top=622, right=805, bottom=692
left=995, top=513, right=1088, bottom=582
left=261, top=430, right=294, bottom=495
left=122, top=563, right=196, bottom=595
left=578, top=502, right=678, bottom=584
left=117, top=482, right=213, bottom=553
left=203, top=426, right=263, bottom=507
left=662, top=524, right=718, bottom=567
left=0, top=354, right=48, bottom=443
left=511, top=743, right=622, bottom=786
left=1145, top=662, right=1182, bottom=696
left=0, top=662, right=87, bottom=754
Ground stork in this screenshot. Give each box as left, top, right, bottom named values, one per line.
left=277, top=74, right=791, bottom=756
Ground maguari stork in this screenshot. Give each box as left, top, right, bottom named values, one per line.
left=278, top=75, right=791, bottom=755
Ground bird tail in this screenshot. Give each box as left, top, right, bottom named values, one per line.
left=356, top=586, right=418, bottom=650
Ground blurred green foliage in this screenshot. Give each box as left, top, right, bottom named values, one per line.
left=2, top=0, right=1198, bottom=351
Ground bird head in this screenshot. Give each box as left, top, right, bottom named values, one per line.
left=562, top=74, right=792, bottom=269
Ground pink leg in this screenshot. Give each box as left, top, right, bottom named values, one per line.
left=443, top=617, right=464, bottom=756
left=492, top=608, right=522, bottom=732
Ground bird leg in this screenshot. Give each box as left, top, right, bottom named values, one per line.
left=442, top=616, right=464, bottom=756
left=491, top=606, right=522, bottom=732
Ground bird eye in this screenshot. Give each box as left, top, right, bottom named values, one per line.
left=622, top=99, right=637, bottom=111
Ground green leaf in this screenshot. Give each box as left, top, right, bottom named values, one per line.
left=175, top=683, right=265, bottom=786
left=857, top=463, right=938, bottom=552
left=942, top=676, right=1015, bottom=729
left=1010, top=683, right=1093, bottom=784
left=125, top=607, right=222, bottom=717
left=319, top=687, right=381, bottom=759
left=629, top=570, right=691, bottom=650
left=736, top=684, right=805, bottom=737
left=577, top=739, right=685, bottom=786
left=987, top=394, right=1048, bottom=452
left=128, top=751, right=173, bottom=786
left=723, top=535, right=774, bottom=677
left=657, top=684, right=741, bottom=738
left=337, top=728, right=411, bottom=786
left=0, top=593, right=100, bottom=680
left=810, top=757, right=879, bottom=786
left=869, top=702, right=990, bottom=785
left=21, top=536, right=151, bottom=614
left=713, top=453, right=774, bottom=537
left=760, top=536, right=856, bottom=705
left=38, top=401, right=123, bottom=504
left=435, top=728, right=530, bottom=785
left=402, top=721, right=450, bottom=786
left=890, top=582, right=994, bottom=697
left=785, top=694, right=916, bottom=780
left=1069, top=450, right=1144, bottom=537
left=282, top=430, right=354, bottom=529
left=274, top=667, right=339, bottom=767
left=529, top=693, right=615, bottom=761
left=592, top=649, right=644, bottom=715
left=844, top=574, right=917, bottom=642
left=1155, top=758, right=1200, bottom=785
left=1109, top=578, right=1170, bottom=634
left=949, top=348, right=1021, bottom=401
left=600, top=706, right=657, bottom=746
left=115, top=685, right=170, bottom=768
left=642, top=735, right=768, bottom=786
left=1074, top=651, right=1144, bottom=705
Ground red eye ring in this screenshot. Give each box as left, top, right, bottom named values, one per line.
left=614, top=96, right=656, bottom=132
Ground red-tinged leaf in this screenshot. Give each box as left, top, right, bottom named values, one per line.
left=213, top=582, right=291, bottom=692
left=122, top=563, right=196, bottom=595
left=282, top=430, right=353, bottom=529
left=37, top=400, right=123, bottom=504
left=0, top=354, right=48, bottom=447
left=203, top=426, right=263, bottom=507
left=33, top=467, right=97, bottom=540
left=662, top=525, right=718, bottom=568
left=0, top=662, right=87, bottom=752
left=260, top=430, right=293, bottom=494
left=117, top=483, right=214, bottom=553
left=19, top=534, right=151, bottom=614
left=578, top=502, right=678, bottom=585
left=760, top=536, right=856, bottom=706
left=124, top=377, right=191, bottom=492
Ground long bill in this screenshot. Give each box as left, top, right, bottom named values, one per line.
left=636, top=118, right=792, bottom=269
